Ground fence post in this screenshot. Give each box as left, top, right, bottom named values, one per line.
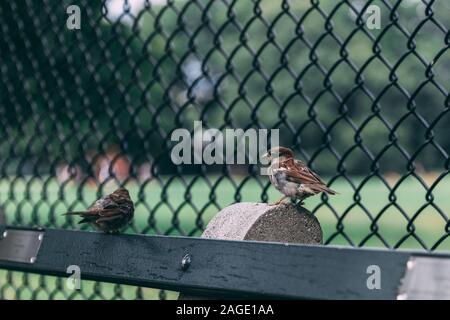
left=179, top=202, right=323, bottom=299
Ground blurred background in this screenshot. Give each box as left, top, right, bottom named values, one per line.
left=0, top=0, right=449, bottom=299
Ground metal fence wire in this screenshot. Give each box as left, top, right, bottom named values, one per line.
left=0, top=0, right=449, bottom=299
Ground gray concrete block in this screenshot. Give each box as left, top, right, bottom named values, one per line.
left=202, top=202, right=322, bottom=244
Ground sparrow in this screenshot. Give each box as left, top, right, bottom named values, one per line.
left=262, top=147, right=337, bottom=205
left=63, top=187, right=134, bottom=233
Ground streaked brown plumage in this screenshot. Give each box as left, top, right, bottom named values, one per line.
left=63, top=188, right=134, bottom=233
left=263, top=147, right=337, bottom=205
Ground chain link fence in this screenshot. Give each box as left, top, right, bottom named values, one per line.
left=0, top=0, right=449, bottom=299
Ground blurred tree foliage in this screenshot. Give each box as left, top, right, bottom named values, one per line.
left=0, top=0, right=449, bottom=176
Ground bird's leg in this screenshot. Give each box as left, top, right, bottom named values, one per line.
left=269, top=196, right=287, bottom=206
left=294, top=196, right=306, bottom=208
left=294, top=200, right=305, bottom=209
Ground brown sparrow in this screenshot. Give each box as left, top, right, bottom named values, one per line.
left=63, top=187, right=134, bottom=233
left=263, top=147, right=337, bottom=205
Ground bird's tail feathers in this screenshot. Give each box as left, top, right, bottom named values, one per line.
left=306, top=184, right=338, bottom=195
left=324, top=186, right=338, bottom=195
left=63, top=211, right=89, bottom=216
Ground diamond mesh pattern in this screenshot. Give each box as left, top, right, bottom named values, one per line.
left=0, top=0, right=449, bottom=299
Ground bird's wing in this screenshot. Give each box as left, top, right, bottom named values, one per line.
left=109, top=193, right=131, bottom=207
left=282, top=159, right=325, bottom=185
left=294, top=160, right=326, bottom=184
left=87, top=197, right=123, bottom=217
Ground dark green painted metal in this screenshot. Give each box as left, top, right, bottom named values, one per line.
left=0, top=226, right=446, bottom=299
left=0, top=225, right=5, bottom=239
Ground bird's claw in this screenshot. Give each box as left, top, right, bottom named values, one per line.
left=294, top=200, right=305, bottom=208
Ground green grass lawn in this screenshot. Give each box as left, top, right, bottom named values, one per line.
left=1, top=174, right=449, bottom=299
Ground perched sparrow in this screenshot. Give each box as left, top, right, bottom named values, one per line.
left=263, top=147, right=337, bottom=205
left=63, top=188, right=134, bottom=233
